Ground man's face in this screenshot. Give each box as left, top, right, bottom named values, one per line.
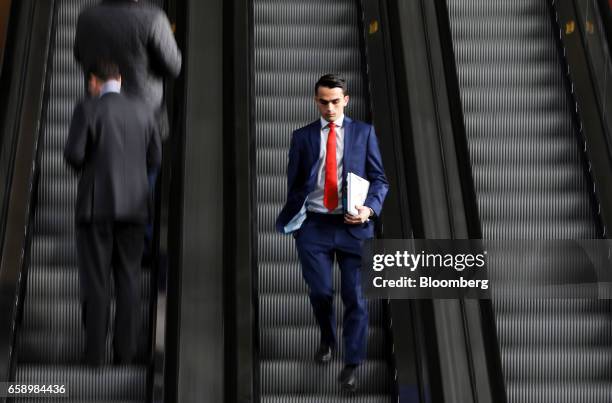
left=315, top=86, right=349, bottom=122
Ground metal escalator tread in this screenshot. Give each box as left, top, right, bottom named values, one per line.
left=446, top=0, right=612, bottom=401
left=261, top=396, right=392, bottom=403
left=13, top=0, right=163, bottom=400
left=16, top=365, right=146, bottom=400
left=254, top=0, right=393, bottom=399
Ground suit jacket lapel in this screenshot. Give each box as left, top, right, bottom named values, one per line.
left=343, top=116, right=353, bottom=181
left=307, top=121, right=321, bottom=180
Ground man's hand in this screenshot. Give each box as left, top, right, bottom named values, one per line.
left=344, top=205, right=373, bottom=225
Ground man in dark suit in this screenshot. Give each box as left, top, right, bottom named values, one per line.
left=64, top=60, right=161, bottom=366
left=74, top=0, right=181, bottom=140
left=276, top=74, right=389, bottom=392
left=74, top=0, right=181, bottom=260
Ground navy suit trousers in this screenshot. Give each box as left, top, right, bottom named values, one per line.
left=294, top=212, right=368, bottom=365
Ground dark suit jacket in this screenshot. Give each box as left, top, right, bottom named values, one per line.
left=276, top=117, right=389, bottom=240
left=74, top=0, right=181, bottom=139
left=64, top=93, right=161, bottom=223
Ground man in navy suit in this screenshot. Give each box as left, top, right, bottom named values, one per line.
left=276, top=74, right=389, bottom=392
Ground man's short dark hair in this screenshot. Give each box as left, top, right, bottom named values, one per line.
left=315, top=74, right=348, bottom=95
left=90, top=59, right=121, bottom=81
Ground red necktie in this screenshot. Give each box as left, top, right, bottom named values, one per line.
left=323, top=122, right=338, bottom=211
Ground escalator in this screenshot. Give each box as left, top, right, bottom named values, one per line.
left=253, top=0, right=394, bottom=400
left=445, top=0, right=612, bottom=401
left=9, top=0, right=165, bottom=401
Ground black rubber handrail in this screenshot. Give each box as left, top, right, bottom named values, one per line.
left=573, top=0, right=612, bottom=170
left=432, top=0, right=508, bottom=401
left=553, top=0, right=612, bottom=237
left=0, top=0, right=12, bottom=78
left=597, top=0, right=612, bottom=57
left=149, top=0, right=187, bottom=401
left=360, top=0, right=424, bottom=401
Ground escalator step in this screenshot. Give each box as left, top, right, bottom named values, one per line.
left=505, top=382, right=612, bottom=403
left=21, top=298, right=150, bottom=331
left=255, top=0, right=359, bottom=24
left=15, top=329, right=149, bottom=363
left=458, top=63, right=561, bottom=87
left=255, top=93, right=368, bottom=122
left=262, top=395, right=393, bottom=403
left=258, top=232, right=299, bottom=262
left=24, top=265, right=151, bottom=299
left=463, top=111, right=576, bottom=139
left=14, top=365, right=146, bottom=400
left=502, top=348, right=612, bottom=380
left=493, top=299, right=612, bottom=313
left=259, top=294, right=386, bottom=327
left=469, top=137, right=584, bottom=164
left=260, top=326, right=387, bottom=359
left=261, top=360, right=391, bottom=394
left=497, top=313, right=612, bottom=346
left=471, top=165, right=591, bottom=192
left=255, top=71, right=365, bottom=97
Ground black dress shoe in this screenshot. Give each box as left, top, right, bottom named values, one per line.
left=338, top=365, right=357, bottom=393
left=314, top=343, right=333, bottom=363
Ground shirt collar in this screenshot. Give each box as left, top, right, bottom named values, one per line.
left=100, top=79, right=121, bottom=97
left=320, top=115, right=344, bottom=129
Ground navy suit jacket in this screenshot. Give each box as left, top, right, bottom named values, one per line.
left=276, top=116, right=389, bottom=240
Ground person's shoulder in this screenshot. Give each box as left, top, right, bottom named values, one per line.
left=129, top=2, right=165, bottom=21
left=345, top=117, right=372, bottom=132
left=73, top=96, right=97, bottom=114
left=115, top=94, right=156, bottom=122
left=84, top=1, right=162, bottom=18
left=294, top=120, right=319, bottom=136
left=76, top=4, right=101, bottom=24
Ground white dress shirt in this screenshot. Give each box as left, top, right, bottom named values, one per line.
left=306, top=115, right=345, bottom=214
left=100, top=79, right=121, bottom=97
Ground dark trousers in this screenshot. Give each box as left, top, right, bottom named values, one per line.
left=294, top=213, right=368, bottom=365
left=144, top=168, right=159, bottom=257
left=76, top=222, right=145, bottom=364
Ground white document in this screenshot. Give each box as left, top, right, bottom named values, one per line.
left=347, top=172, right=370, bottom=216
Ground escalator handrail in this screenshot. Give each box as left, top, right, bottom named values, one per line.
left=359, top=0, right=426, bottom=401
left=431, top=0, right=509, bottom=401
left=0, top=0, right=12, bottom=78
left=150, top=1, right=188, bottom=402
left=574, top=0, right=612, bottom=173
left=597, top=0, right=612, bottom=58
left=0, top=0, right=55, bottom=392
left=553, top=0, right=612, bottom=237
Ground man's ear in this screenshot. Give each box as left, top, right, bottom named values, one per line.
left=344, top=95, right=350, bottom=106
